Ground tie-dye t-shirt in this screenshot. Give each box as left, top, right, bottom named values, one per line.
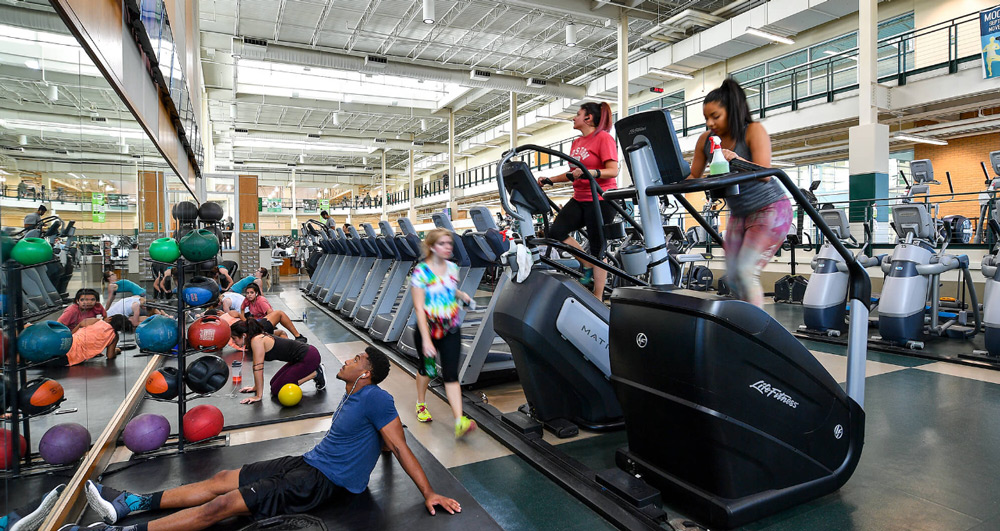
left=410, top=261, right=460, bottom=339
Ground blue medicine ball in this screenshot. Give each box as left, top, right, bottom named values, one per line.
left=18, top=321, right=73, bottom=362
left=183, top=276, right=220, bottom=308
left=136, top=315, right=178, bottom=353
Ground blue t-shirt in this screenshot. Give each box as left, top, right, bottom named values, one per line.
left=115, top=279, right=146, bottom=296
left=303, top=385, right=398, bottom=493
left=230, top=276, right=256, bottom=294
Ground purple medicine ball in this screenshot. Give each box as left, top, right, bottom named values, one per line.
left=122, top=414, right=171, bottom=453
left=39, top=423, right=91, bottom=465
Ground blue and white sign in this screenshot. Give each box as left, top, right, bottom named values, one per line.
left=980, top=5, right=1000, bottom=78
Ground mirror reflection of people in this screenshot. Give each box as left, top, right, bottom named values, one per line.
left=23, top=204, right=47, bottom=228
left=107, top=295, right=163, bottom=328
left=103, top=270, right=146, bottom=307
left=58, top=288, right=107, bottom=332
left=44, top=315, right=134, bottom=365
left=78, top=348, right=460, bottom=531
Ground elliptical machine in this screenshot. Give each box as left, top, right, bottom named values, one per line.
left=773, top=180, right=820, bottom=303
left=876, top=160, right=981, bottom=348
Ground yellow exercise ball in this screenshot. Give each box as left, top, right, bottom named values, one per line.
left=277, top=383, right=302, bottom=407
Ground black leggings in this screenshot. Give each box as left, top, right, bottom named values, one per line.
left=414, top=328, right=461, bottom=382
left=548, top=198, right=616, bottom=258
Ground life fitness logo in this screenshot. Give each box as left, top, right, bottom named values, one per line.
left=635, top=333, right=648, bottom=348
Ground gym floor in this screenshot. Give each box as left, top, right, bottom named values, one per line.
left=88, top=278, right=1000, bottom=531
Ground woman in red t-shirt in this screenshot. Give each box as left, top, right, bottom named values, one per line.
left=536, top=102, right=619, bottom=298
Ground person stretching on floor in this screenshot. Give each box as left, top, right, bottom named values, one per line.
left=58, top=288, right=107, bottom=333
left=42, top=315, right=134, bottom=365
left=73, top=347, right=461, bottom=531
left=229, top=318, right=325, bottom=405
left=239, top=283, right=306, bottom=342
left=228, top=267, right=268, bottom=294
left=412, top=228, right=476, bottom=439
left=103, top=271, right=146, bottom=307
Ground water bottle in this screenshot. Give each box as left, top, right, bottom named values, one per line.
left=231, top=360, right=242, bottom=386
left=302, top=311, right=308, bottom=326
left=423, top=356, right=437, bottom=378
left=708, top=136, right=730, bottom=176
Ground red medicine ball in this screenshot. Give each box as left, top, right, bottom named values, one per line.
left=182, top=404, right=224, bottom=443
left=188, top=316, right=231, bottom=352
left=0, top=428, right=27, bottom=469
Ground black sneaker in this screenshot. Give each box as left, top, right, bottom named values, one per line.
left=295, top=335, right=308, bottom=343
left=314, top=364, right=326, bottom=391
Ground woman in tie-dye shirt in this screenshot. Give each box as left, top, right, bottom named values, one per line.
left=411, top=228, right=476, bottom=438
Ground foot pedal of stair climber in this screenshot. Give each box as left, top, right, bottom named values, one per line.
left=543, top=417, right=578, bottom=439
left=596, top=468, right=662, bottom=509
left=501, top=411, right=543, bottom=438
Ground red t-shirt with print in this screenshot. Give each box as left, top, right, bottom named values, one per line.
left=568, top=130, right=618, bottom=202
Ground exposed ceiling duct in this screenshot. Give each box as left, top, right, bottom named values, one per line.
left=228, top=130, right=448, bottom=154
left=232, top=40, right=587, bottom=101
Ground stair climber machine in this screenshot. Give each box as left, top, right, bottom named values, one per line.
left=609, top=109, right=870, bottom=529
left=306, top=226, right=346, bottom=299
left=477, top=109, right=871, bottom=530
left=396, top=212, right=481, bottom=358
left=798, top=209, right=884, bottom=338
left=876, top=159, right=981, bottom=351
left=341, top=221, right=400, bottom=319
left=356, top=219, right=421, bottom=331
left=303, top=222, right=336, bottom=294
left=330, top=224, right=381, bottom=311
left=301, top=222, right=327, bottom=278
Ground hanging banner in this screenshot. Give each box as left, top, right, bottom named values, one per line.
left=319, top=199, right=330, bottom=212
left=266, top=198, right=282, bottom=213
left=981, top=5, right=1000, bottom=78
left=91, top=193, right=106, bottom=223
left=303, top=199, right=318, bottom=213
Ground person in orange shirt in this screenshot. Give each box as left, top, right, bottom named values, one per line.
left=41, top=315, right=133, bottom=366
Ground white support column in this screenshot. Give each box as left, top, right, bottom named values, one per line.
left=617, top=8, right=632, bottom=186
left=290, top=168, right=297, bottom=230
left=448, top=109, right=455, bottom=213
left=408, top=150, right=415, bottom=220
left=858, top=0, right=877, bottom=127
left=509, top=92, right=518, bottom=150
left=381, top=149, right=387, bottom=221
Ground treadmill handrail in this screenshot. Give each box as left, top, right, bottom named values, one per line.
left=640, top=166, right=871, bottom=305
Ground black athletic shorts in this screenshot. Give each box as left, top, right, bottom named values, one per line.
left=256, top=318, right=276, bottom=334
left=548, top=198, right=616, bottom=257
left=414, top=328, right=461, bottom=382
left=238, top=456, right=349, bottom=519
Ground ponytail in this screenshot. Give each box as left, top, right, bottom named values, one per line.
left=704, top=77, right=753, bottom=145
left=580, top=102, right=613, bottom=134
left=230, top=318, right=265, bottom=341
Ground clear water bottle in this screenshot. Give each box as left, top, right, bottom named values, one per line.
left=302, top=311, right=308, bottom=326
left=231, top=360, right=242, bottom=386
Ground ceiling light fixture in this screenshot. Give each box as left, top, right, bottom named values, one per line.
left=24, top=59, right=40, bottom=70
left=647, top=67, right=694, bottom=80
left=47, top=85, right=58, bottom=102
left=420, top=119, right=427, bottom=131
left=895, top=134, right=948, bottom=146
left=745, top=28, right=794, bottom=45
left=332, top=112, right=340, bottom=126
left=422, top=0, right=435, bottom=24
left=18, top=135, right=27, bottom=146
left=566, top=22, right=577, bottom=47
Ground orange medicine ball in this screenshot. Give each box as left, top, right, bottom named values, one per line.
left=19, top=378, right=65, bottom=415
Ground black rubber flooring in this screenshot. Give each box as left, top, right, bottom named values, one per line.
left=78, top=430, right=502, bottom=531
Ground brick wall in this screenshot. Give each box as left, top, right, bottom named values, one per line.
left=914, top=131, right=1000, bottom=222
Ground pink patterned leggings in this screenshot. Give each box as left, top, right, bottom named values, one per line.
left=723, top=198, right=793, bottom=307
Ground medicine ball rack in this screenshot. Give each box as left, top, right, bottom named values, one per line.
left=2, top=257, right=70, bottom=477
left=141, top=256, right=225, bottom=454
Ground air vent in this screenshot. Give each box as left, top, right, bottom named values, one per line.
left=526, top=78, right=547, bottom=88
left=131, top=154, right=142, bottom=159
left=307, top=133, right=321, bottom=139
left=373, top=138, right=387, bottom=144
left=469, top=69, right=492, bottom=81
left=242, top=36, right=268, bottom=48
left=234, top=128, right=249, bottom=134
left=233, top=160, right=244, bottom=165
left=365, top=55, right=388, bottom=68
left=364, top=167, right=375, bottom=171
left=90, top=116, right=107, bottom=123
left=2, top=146, right=24, bottom=152
left=286, top=163, right=297, bottom=167
left=54, top=149, right=69, bottom=155
left=411, top=141, right=425, bottom=147
left=336, top=165, right=348, bottom=169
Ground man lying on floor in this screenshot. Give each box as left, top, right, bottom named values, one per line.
left=59, top=347, right=461, bottom=531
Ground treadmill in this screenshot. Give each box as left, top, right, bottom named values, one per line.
left=341, top=222, right=398, bottom=319
left=368, top=219, right=424, bottom=341
left=330, top=224, right=380, bottom=311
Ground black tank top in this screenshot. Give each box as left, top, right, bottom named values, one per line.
left=264, top=336, right=307, bottom=363
left=702, top=127, right=785, bottom=217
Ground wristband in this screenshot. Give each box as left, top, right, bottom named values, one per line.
left=540, top=178, right=553, bottom=186
left=595, top=169, right=602, bottom=179
left=565, top=172, right=575, bottom=181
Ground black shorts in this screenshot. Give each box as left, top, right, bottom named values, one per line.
left=548, top=198, right=616, bottom=258
left=238, top=456, right=349, bottom=519
left=414, top=328, right=461, bottom=382
left=256, top=318, right=276, bottom=334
